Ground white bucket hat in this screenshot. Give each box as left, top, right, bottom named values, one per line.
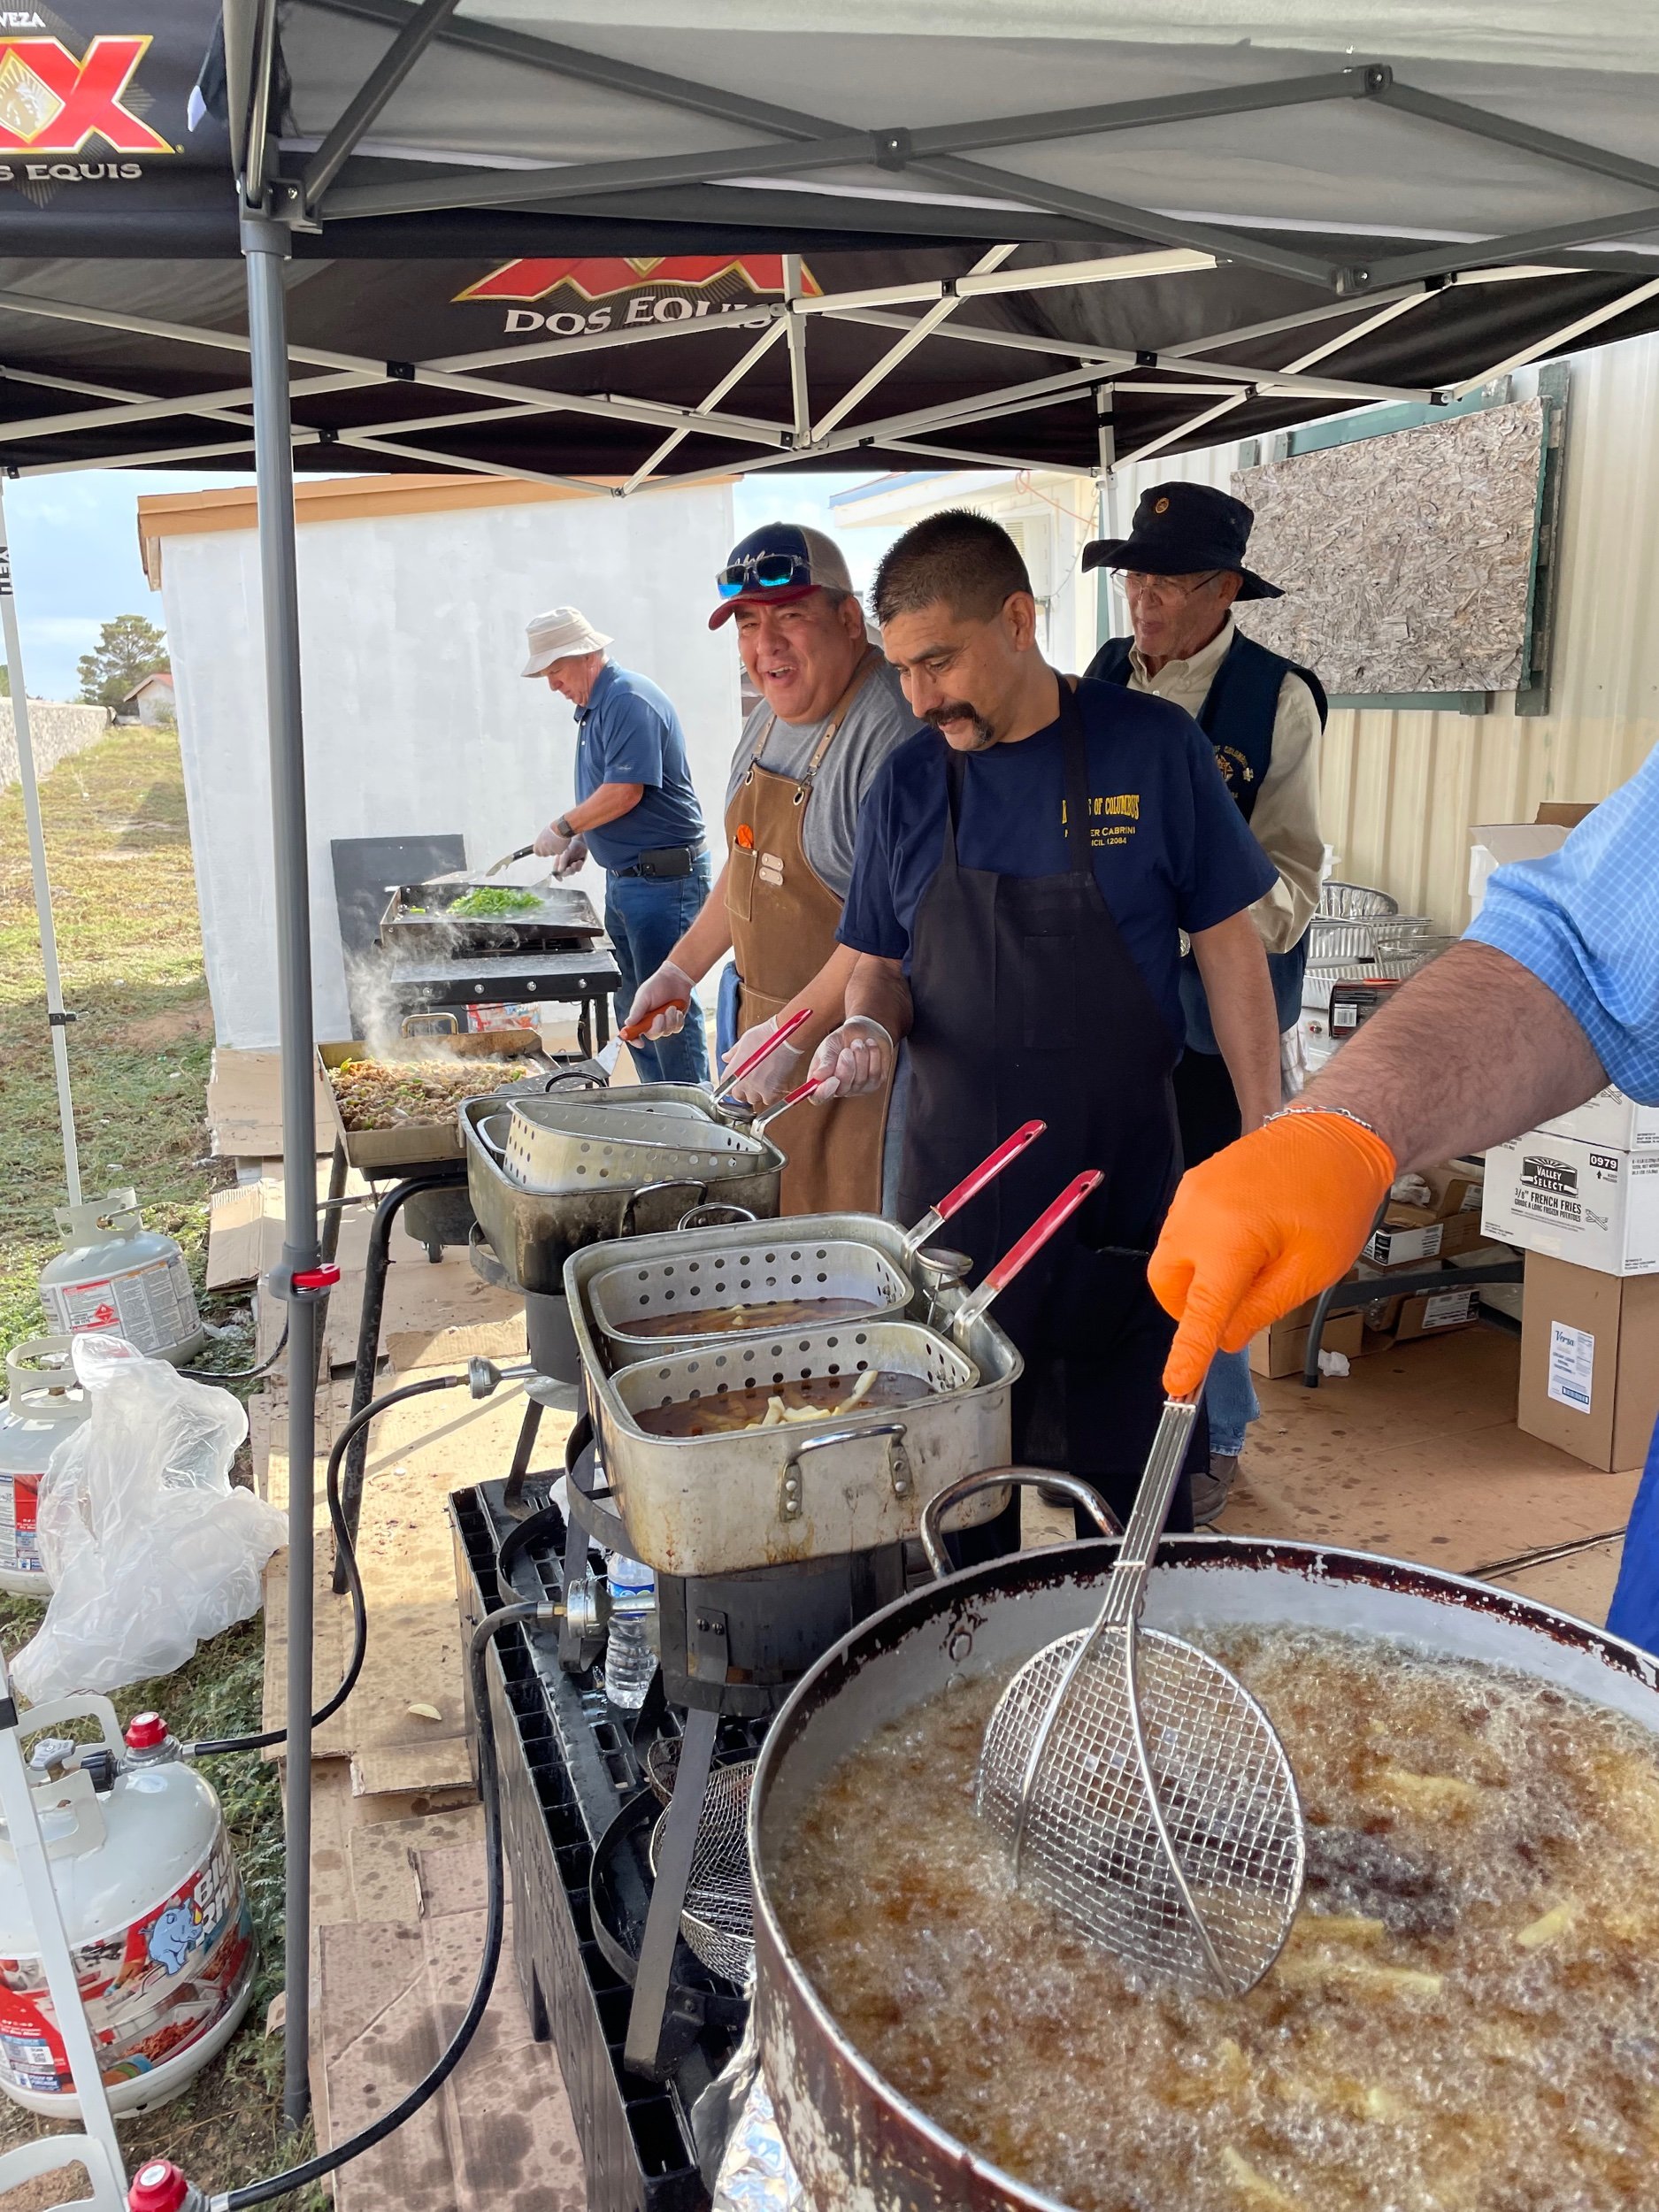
left=521, top=604, right=613, bottom=677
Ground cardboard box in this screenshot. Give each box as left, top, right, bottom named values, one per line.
left=1362, top=1218, right=1444, bottom=1268
left=1249, top=1308, right=1363, bottom=1380
left=1482, top=1133, right=1659, bottom=1276
left=1517, top=1254, right=1659, bottom=1471
left=1437, top=1210, right=1505, bottom=1259
left=1535, top=1084, right=1659, bottom=1154
left=1416, top=1162, right=1485, bottom=1219
left=1392, top=1285, right=1480, bottom=1340
left=1468, top=822, right=1571, bottom=919
left=1447, top=1240, right=1525, bottom=1321
left=1533, top=802, right=1597, bottom=828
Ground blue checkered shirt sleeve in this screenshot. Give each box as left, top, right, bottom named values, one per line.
left=1464, top=742, right=1659, bottom=1103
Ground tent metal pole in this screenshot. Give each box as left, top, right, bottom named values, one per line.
left=242, top=208, right=320, bottom=2138
left=0, top=479, right=81, bottom=1207
left=301, top=0, right=463, bottom=211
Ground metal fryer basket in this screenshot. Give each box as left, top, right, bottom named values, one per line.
left=649, top=1759, right=756, bottom=1985
left=498, top=1092, right=769, bottom=1194
left=610, top=1319, right=979, bottom=1435
left=587, top=1236, right=916, bottom=1362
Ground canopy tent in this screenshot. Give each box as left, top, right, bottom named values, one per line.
left=12, top=0, right=1659, bottom=2165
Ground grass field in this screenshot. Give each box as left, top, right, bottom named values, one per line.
left=0, top=724, right=316, bottom=2200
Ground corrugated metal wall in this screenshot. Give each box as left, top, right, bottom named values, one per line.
left=1104, top=330, right=1659, bottom=932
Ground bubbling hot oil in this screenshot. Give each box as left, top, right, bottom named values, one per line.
left=774, top=1629, right=1659, bottom=2212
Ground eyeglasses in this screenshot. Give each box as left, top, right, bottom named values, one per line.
left=1122, top=570, right=1225, bottom=604
left=716, top=549, right=815, bottom=598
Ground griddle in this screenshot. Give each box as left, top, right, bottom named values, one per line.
left=379, top=876, right=605, bottom=956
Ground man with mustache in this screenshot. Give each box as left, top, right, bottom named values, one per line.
left=809, top=510, right=1280, bottom=1552
left=625, top=522, right=921, bottom=1210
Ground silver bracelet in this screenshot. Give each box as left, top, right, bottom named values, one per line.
left=1262, top=1103, right=1384, bottom=1141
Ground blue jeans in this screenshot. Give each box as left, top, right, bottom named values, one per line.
left=604, top=856, right=712, bottom=1087
left=1206, top=1344, right=1260, bottom=1459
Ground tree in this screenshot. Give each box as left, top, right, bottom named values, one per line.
left=77, top=614, right=168, bottom=711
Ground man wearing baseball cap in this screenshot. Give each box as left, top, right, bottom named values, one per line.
left=521, top=604, right=710, bottom=1085
left=625, top=523, right=922, bottom=1212
left=1081, top=482, right=1326, bottom=1525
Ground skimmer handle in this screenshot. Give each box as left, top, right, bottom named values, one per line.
left=953, top=1171, right=1102, bottom=1328
left=718, top=1005, right=812, bottom=1094
left=903, top=1119, right=1046, bottom=1250
left=1101, top=1396, right=1202, bottom=1628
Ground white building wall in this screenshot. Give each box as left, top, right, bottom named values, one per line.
left=157, top=480, right=739, bottom=1048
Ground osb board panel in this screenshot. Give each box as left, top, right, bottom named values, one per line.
left=318, top=1878, right=584, bottom=2212
left=1233, top=397, right=1545, bottom=695
left=1215, top=1327, right=1639, bottom=1573
left=387, top=1317, right=528, bottom=1372
left=206, top=1046, right=333, bottom=1159
left=258, top=1379, right=552, bottom=1799
left=206, top=1182, right=266, bottom=1289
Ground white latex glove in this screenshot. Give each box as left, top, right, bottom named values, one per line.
left=534, top=818, right=574, bottom=860
left=625, top=958, right=695, bottom=1041
left=720, top=1018, right=803, bottom=1108
left=550, top=835, right=588, bottom=878
left=808, top=1016, right=894, bottom=1100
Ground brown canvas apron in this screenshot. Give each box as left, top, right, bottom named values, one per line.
left=724, top=649, right=893, bottom=1215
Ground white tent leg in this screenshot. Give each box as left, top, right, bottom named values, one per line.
left=0, top=1653, right=125, bottom=2207
left=0, top=479, right=81, bottom=1207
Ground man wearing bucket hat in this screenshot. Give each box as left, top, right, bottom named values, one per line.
left=1082, top=482, right=1327, bottom=1526
left=623, top=522, right=923, bottom=1213
left=521, top=603, right=711, bottom=1086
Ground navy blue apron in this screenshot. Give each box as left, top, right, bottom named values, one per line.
left=1087, top=632, right=1327, bottom=1045
left=895, top=679, right=1206, bottom=1555
left=1607, top=1417, right=1659, bottom=1650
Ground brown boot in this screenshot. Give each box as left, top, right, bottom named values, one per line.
left=1190, top=1454, right=1240, bottom=1529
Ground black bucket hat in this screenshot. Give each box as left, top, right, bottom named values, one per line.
left=1082, top=481, right=1282, bottom=601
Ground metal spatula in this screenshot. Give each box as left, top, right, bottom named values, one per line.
left=976, top=1397, right=1305, bottom=1995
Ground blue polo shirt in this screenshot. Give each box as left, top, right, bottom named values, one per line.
left=573, top=661, right=706, bottom=871
left=838, top=677, right=1276, bottom=1046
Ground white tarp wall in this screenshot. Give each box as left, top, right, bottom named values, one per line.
left=143, top=474, right=738, bottom=1048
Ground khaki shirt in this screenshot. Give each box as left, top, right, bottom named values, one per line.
left=1124, top=613, right=1324, bottom=956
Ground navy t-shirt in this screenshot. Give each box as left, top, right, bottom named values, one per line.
left=837, top=676, right=1277, bottom=1046
left=573, top=661, right=706, bottom=869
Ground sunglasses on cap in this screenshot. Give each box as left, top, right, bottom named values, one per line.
left=716, top=549, right=815, bottom=598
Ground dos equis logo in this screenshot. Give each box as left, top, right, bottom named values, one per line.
left=0, top=30, right=171, bottom=178
left=457, top=255, right=822, bottom=337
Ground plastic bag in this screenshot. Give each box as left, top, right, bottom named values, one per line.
left=13, top=1335, right=286, bottom=1703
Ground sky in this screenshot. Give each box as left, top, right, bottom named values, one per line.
left=1, top=464, right=910, bottom=703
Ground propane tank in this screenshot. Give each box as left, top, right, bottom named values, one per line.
left=0, top=1704, right=255, bottom=2117
left=38, top=1194, right=207, bottom=1366
left=0, top=1339, right=88, bottom=1595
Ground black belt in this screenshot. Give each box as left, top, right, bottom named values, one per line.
left=610, top=842, right=706, bottom=880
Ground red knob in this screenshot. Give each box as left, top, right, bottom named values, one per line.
left=128, top=2161, right=189, bottom=2212
left=124, top=1713, right=167, bottom=1750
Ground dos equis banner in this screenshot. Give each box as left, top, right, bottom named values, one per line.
left=0, top=2, right=223, bottom=198
left=456, top=255, right=822, bottom=336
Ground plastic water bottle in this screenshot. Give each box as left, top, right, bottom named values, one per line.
left=604, top=1553, right=657, bottom=1710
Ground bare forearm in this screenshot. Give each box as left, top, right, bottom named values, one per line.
left=1305, top=941, right=1606, bottom=1169
left=1191, top=916, right=1280, bottom=1131
left=666, top=861, right=734, bottom=983
left=566, top=780, right=644, bottom=833
left=845, top=952, right=914, bottom=1043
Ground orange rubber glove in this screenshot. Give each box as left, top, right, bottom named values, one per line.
left=1149, top=1110, right=1399, bottom=1397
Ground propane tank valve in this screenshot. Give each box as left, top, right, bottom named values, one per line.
left=127, top=2158, right=207, bottom=2212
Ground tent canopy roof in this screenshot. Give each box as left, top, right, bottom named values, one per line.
left=6, top=1, right=1659, bottom=485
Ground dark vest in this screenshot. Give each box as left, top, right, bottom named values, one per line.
left=1086, top=629, right=1327, bottom=1050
